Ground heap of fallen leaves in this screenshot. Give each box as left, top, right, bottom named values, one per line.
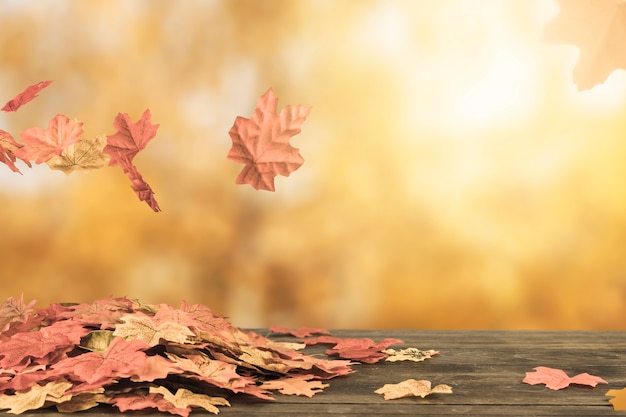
left=0, top=81, right=161, bottom=212
left=0, top=296, right=406, bottom=416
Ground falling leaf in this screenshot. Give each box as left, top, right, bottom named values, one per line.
left=227, top=88, right=310, bottom=191
left=269, top=325, right=330, bottom=338
left=522, top=366, right=608, bottom=390
left=1, top=80, right=52, bottom=112
left=261, top=375, right=329, bottom=397
left=383, top=348, right=439, bottom=363
left=0, top=131, right=31, bottom=174
left=542, top=0, right=626, bottom=90
left=14, top=115, right=83, bottom=164
left=375, top=379, right=453, bottom=400
left=0, top=380, right=72, bottom=414
left=103, top=110, right=161, bottom=211
left=606, top=387, right=626, bottom=410
left=46, top=134, right=110, bottom=174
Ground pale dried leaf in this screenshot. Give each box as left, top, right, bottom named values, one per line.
left=383, top=348, right=439, bottom=363
left=46, top=134, right=110, bottom=174
left=375, top=379, right=452, bottom=400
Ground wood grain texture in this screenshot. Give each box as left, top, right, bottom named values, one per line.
left=14, top=330, right=626, bottom=416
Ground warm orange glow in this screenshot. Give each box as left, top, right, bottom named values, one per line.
left=1, top=1, right=626, bottom=329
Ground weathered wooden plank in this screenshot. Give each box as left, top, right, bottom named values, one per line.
left=10, top=331, right=625, bottom=416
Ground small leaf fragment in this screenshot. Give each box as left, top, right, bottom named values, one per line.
left=375, top=379, right=452, bottom=400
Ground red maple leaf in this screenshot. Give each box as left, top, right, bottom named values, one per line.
left=1, top=80, right=52, bottom=112
left=227, top=88, right=310, bottom=191
left=112, top=392, right=190, bottom=417
left=0, top=130, right=31, bottom=174
left=304, top=336, right=404, bottom=364
left=14, top=114, right=83, bottom=164
left=103, top=110, right=161, bottom=212
left=269, top=325, right=330, bottom=338
left=523, top=366, right=608, bottom=390
left=261, top=375, right=329, bottom=397
left=51, top=337, right=148, bottom=384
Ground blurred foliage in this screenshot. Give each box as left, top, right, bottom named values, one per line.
left=2, top=0, right=626, bottom=329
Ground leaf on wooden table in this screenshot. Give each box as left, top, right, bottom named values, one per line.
left=375, top=379, right=452, bottom=400
left=523, top=366, right=608, bottom=390
left=305, top=336, right=404, bottom=363
left=227, top=88, right=310, bottom=191
left=383, top=348, right=439, bottom=363
left=149, top=386, right=230, bottom=416
left=542, top=0, right=626, bottom=90
left=1, top=80, right=52, bottom=112
left=261, top=375, right=329, bottom=397
left=47, top=134, right=110, bottom=174
left=606, top=387, right=626, bottom=410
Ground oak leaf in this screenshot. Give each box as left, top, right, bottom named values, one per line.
left=383, top=347, right=439, bottom=363
left=260, top=375, right=329, bottom=397
left=46, top=134, right=110, bottom=174
left=606, top=387, right=626, bottom=410
left=542, top=0, right=626, bottom=90
left=375, top=379, right=452, bottom=400
left=227, top=88, right=310, bottom=191
left=14, top=115, right=83, bottom=164
left=103, top=110, right=160, bottom=212
left=1, top=80, right=52, bottom=112
left=0, top=380, right=72, bottom=414
left=523, top=366, right=608, bottom=390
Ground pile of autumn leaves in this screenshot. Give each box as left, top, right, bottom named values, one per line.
left=0, top=296, right=412, bottom=416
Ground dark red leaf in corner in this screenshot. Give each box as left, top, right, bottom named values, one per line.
left=2, top=80, right=52, bottom=112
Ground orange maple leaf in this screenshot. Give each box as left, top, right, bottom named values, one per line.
left=1, top=80, right=52, bottom=112
left=227, top=88, right=310, bottom=191
left=607, top=387, right=626, bottom=410
left=542, top=0, right=626, bottom=90
left=14, top=114, right=83, bottom=164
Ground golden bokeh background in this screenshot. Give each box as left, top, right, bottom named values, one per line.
left=2, top=0, right=626, bottom=329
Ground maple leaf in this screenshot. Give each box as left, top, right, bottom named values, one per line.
left=607, top=387, right=626, bottom=410
left=112, top=314, right=194, bottom=346
left=269, top=325, right=330, bottom=338
left=227, top=88, right=310, bottom=191
left=51, top=337, right=148, bottom=384
left=375, top=379, right=453, bottom=400
left=0, top=131, right=31, bottom=174
left=1, top=80, right=52, bottom=112
left=0, top=380, right=72, bottom=414
left=305, top=336, right=404, bottom=364
left=383, top=347, right=439, bottom=363
left=542, top=0, right=626, bottom=90
left=103, top=110, right=161, bottom=211
left=0, top=296, right=37, bottom=334
left=150, top=386, right=230, bottom=416
left=112, top=392, right=191, bottom=416
left=260, top=375, right=329, bottom=397
left=46, top=134, right=110, bottom=174
left=522, top=366, right=608, bottom=390
left=55, top=392, right=110, bottom=413
left=14, top=115, right=83, bottom=164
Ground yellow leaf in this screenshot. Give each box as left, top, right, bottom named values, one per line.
left=149, top=386, right=229, bottom=415
left=0, top=380, right=72, bottom=414
left=46, top=133, right=110, bottom=174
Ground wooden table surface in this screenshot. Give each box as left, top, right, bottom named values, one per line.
left=17, top=330, right=626, bottom=416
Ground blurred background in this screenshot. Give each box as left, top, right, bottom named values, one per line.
left=1, top=0, right=626, bottom=329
